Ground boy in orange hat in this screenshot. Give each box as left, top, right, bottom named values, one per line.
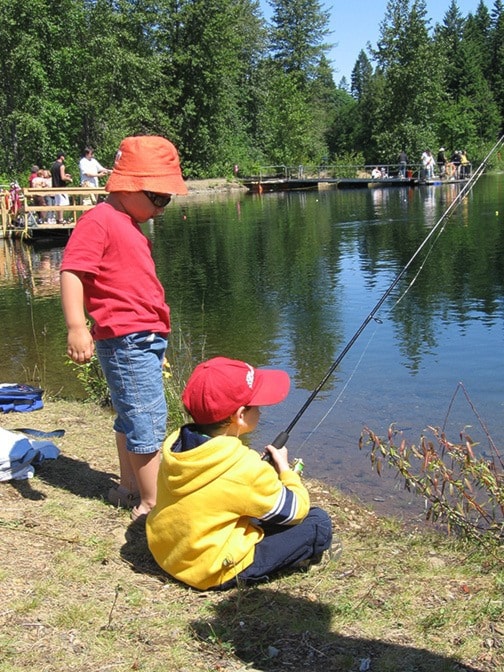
left=60, top=135, right=188, bottom=521
left=146, top=356, right=335, bottom=590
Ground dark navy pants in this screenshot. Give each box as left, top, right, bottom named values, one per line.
left=216, top=506, right=332, bottom=590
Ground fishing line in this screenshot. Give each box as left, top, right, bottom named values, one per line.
left=393, top=218, right=446, bottom=307
left=270, top=134, right=504, bottom=450
left=297, top=323, right=379, bottom=451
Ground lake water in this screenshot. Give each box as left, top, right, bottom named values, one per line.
left=1, top=175, right=503, bottom=520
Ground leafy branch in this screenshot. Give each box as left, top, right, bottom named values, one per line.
left=360, top=384, right=504, bottom=546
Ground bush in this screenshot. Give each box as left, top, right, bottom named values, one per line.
left=360, top=410, right=504, bottom=546
left=66, top=355, right=111, bottom=406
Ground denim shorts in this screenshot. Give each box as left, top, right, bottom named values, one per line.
left=95, top=332, right=168, bottom=455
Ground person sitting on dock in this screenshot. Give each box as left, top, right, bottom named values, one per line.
left=371, top=166, right=382, bottom=179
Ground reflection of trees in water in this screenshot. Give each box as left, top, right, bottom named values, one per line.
left=157, top=180, right=504, bottom=387
left=1, top=180, right=503, bottom=407
left=355, top=181, right=504, bottom=372
left=0, top=239, right=64, bottom=297
left=0, top=238, right=80, bottom=399
left=159, top=193, right=347, bottom=391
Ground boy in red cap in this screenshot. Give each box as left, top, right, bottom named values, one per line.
left=146, top=356, right=334, bottom=590
left=60, top=135, right=188, bottom=521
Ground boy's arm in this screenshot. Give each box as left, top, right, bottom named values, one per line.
left=252, top=448, right=311, bottom=525
left=60, top=270, right=94, bottom=363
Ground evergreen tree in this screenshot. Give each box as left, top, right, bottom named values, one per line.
left=489, top=0, right=504, bottom=132
left=0, top=0, right=503, bottom=179
left=0, top=0, right=82, bottom=172
left=351, top=49, right=373, bottom=101
left=464, top=0, right=493, bottom=77
left=434, top=1, right=499, bottom=153
left=371, top=0, right=446, bottom=163
left=345, top=50, right=376, bottom=156
left=73, top=0, right=166, bottom=158
left=309, top=54, right=340, bottom=153
left=267, top=0, right=331, bottom=80
left=256, top=65, right=321, bottom=165
left=157, top=0, right=266, bottom=176
left=325, top=88, right=359, bottom=158
left=257, top=0, right=333, bottom=165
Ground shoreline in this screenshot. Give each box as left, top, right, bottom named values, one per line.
left=184, top=177, right=247, bottom=196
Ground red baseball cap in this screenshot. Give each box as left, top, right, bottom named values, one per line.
left=105, top=135, right=188, bottom=195
left=182, top=357, right=290, bottom=424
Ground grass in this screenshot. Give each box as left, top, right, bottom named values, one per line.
left=0, top=399, right=503, bottom=672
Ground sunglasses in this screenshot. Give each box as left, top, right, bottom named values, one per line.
left=143, top=191, right=172, bottom=208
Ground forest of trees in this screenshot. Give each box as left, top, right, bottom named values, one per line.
left=1, top=0, right=503, bottom=181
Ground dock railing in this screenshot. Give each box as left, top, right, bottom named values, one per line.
left=1, top=186, right=107, bottom=238
left=245, top=162, right=472, bottom=182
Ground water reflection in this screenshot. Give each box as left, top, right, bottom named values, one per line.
left=0, top=239, right=63, bottom=298
left=0, top=177, right=503, bottom=518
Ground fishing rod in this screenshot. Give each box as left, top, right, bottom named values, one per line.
left=269, top=134, right=504, bottom=451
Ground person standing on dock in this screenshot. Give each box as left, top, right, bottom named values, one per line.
left=437, top=148, right=447, bottom=177
left=421, top=149, right=435, bottom=180
left=31, top=169, right=49, bottom=223
left=460, top=150, right=470, bottom=178
left=79, top=147, right=112, bottom=188
left=398, top=150, right=408, bottom=178
left=50, top=152, right=72, bottom=223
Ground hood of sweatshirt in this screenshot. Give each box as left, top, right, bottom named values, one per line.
left=160, top=424, right=256, bottom=497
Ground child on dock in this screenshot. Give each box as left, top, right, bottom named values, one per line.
left=60, top=135, right=188, bottom=521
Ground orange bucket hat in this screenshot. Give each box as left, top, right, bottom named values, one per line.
left=105, top=135, right=188, bottom=195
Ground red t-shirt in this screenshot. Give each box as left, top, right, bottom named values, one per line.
left=61, top=202, right=170, bottom=340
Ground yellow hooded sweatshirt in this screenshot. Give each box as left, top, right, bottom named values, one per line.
left=146, top=425, right=310, bottom=590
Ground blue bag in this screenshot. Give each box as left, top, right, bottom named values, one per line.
left=0, top=384, right=44, bottom=413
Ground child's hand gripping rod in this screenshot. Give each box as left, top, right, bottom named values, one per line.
left=262, top=320, right=372, bottom=462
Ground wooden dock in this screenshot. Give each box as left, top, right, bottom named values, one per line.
left=1, top=186, right=107, bottom=240
left=240, top=175, right=470, bottom=193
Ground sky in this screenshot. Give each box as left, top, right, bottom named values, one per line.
left=260, top=0, right=485, bottom=84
